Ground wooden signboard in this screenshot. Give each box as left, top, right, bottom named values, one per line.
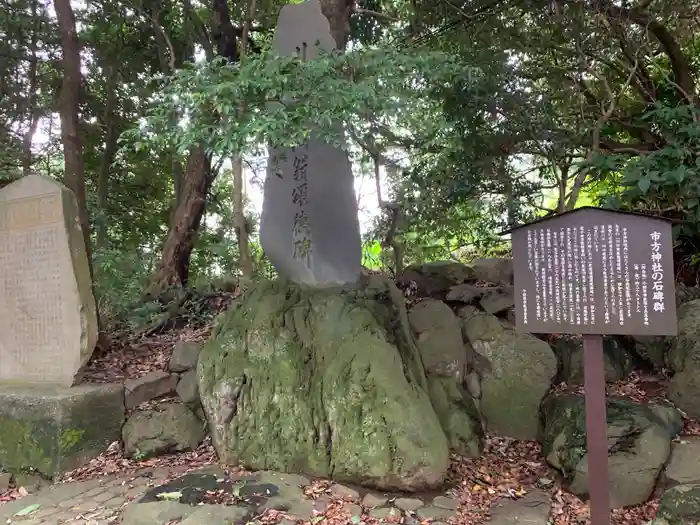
left=505, top=207, right=678, bottom=525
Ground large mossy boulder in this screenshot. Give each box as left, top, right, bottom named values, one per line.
left=668, top=300, right=700, bottom=418
left=197, top=276, right=450, bottom=491
left=541, top=393, right=681, bottom=508
left=461, top=309, right=556, bottom=440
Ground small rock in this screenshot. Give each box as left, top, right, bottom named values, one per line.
left=394, top=497, right=424, bottom=512
left=537, top=478, right=555, bottom=489
left=125, top=371, right=178, bottom=409
left=362, top=493, right=388, bottom=508
left=330, top=483, right=360, bottom=501
left=432, top=495, right=458, bottom=510
left=121, top=501, right=194, bottom=525
left=122, top=403, right=206, bottom=459
left=341, top=503, right=363, bottom=517
left=314, top=495, right=332, bottom=512
left=487, top=489, right=551, bottom=525
left=169, top=342, right=202, bottom=372
left=0, top=472, right=11, bottom=492
left=479, top=287, right=515, bottom=314
left=416, top=506, right=456, bottom=521
left=176, top=370, right=199, bottom=405
left=370, top=507, right=401, bottom=519
left=13, top=473, right=45, bottom=493
left=446, top=283, right=484, bottom=303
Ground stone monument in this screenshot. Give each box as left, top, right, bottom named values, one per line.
left=0, top=174, right=98, bottom=386
left=259, top=0, right=362, bottom=286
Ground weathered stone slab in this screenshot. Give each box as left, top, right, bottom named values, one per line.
left=0, top=382, right=124, bottom=477
left=0, top=174, right=98, bottom=386
left=260, top=0, right=362, bottom=287
left=124, top=370, right=178, bottom=409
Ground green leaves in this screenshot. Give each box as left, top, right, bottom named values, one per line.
left=121, top=46, right=477, bottom=160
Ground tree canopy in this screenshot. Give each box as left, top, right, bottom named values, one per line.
left=1, top=0, right=698, bottom=329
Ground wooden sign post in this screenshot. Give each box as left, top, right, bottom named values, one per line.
left=505, top=207, right=678, bottom=525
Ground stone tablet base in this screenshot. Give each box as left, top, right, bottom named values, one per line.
left=0, top=382, right=125, bottom=478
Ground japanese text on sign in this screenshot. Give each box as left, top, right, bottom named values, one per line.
left=511, top=209, right=677, bottom=336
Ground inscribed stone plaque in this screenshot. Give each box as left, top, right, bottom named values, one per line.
left=509, top=207, right=677, bottom=336
left=259, top=0, right=362, bottom=287
left=0, top=175, right=98, bottom=386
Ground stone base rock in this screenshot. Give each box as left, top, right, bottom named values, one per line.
left=0, top=382, right=124, bottom=477
left=541, top=393, right=681, bottom=508
left=198, top=276, right=450, bottom=491
left=462, top=309, right=556, bottom=440
left=122, top=403, right=206, bottom=459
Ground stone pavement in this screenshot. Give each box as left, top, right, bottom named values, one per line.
left=0, top=468, right=174, bottom=525
left=0, top=467, right=552, bottom=525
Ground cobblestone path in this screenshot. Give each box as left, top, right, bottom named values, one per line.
left=0, top=468, right=175, bottom=525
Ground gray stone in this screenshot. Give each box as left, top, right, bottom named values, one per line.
left=470, top=258, right=513, bottom=285
left=668, top=300, right=700, bottom=418
left=13, top=473, right=45, bottom=493
left=0, top=382, right=124, bottom=477
left=394, top=497, right=424, bottom=511
left=551, top=335, right=636, bottom=385
left=463, top=311, right=556, bottom=440
left=416, top=505, right=456, bottom=521
left=122, top=403, right=205, bottom=459
left=665, top=438, right=700, bottom=486
left=479, top=287, right=515, bottom=315
left=362, top=493, right=388, bottom=508
left=341, top=502, right=363, bottom=517
left=0, top=175, right=98, bottom=386
left=178, top=505, right=251, bottom=525
left=0, top=471, right=11, bottom=492
left=124, top=371, right=178, bottom=409
left=169, top=341, right=202, bottom=372
left=409, top=299, right=467, bottom=380
left=446, top=283, right=484, bottom=303
left=488, top=489, right=551, bottom=525
left=176, top=369, right=199, bottom=405
left=260, top=0, right=361, bottom=287
left=120, top=501, right=195, bottom=525
left=370, top=507, right=402, bottom=519
left=656, top=483, right=700, bottom=525
left=432, top=495, right=458, bottom=510
left=329, top=483, right=359, bottom=501
left=541, top=393, right=675, bottom=508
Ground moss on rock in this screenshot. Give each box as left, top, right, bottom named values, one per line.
left=198, top=275, right=449, bottom=491
left=0, top=383, right=124, bottom=477
left=657, top=484, right=700, bottom=525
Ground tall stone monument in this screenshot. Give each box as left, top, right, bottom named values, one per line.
left=259, top=0, right=362, bottom=287
left=0, top=175, right=98, bottom=386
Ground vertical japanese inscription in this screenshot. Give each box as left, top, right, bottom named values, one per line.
left=291, top=146, right=312, bottom=262
left=515, top=209, right=676, bottom=335
left=0, top=195, right=64, bottom=379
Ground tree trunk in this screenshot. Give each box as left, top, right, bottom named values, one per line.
left=55, top=0, right=108, bottom=347
left=96, top=65, right=119, bottom=248
left=148, top=146, right=213, bottom=295
left=232, top=0, right=256, bottom=278
left=232, top=155, right=253, bottom=276
left=22, top=0, right=40, bottom=176
left=319, top=0, right=355, bottom=49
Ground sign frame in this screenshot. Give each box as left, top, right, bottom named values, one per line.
left=503, top=206, right=677, bottom=525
